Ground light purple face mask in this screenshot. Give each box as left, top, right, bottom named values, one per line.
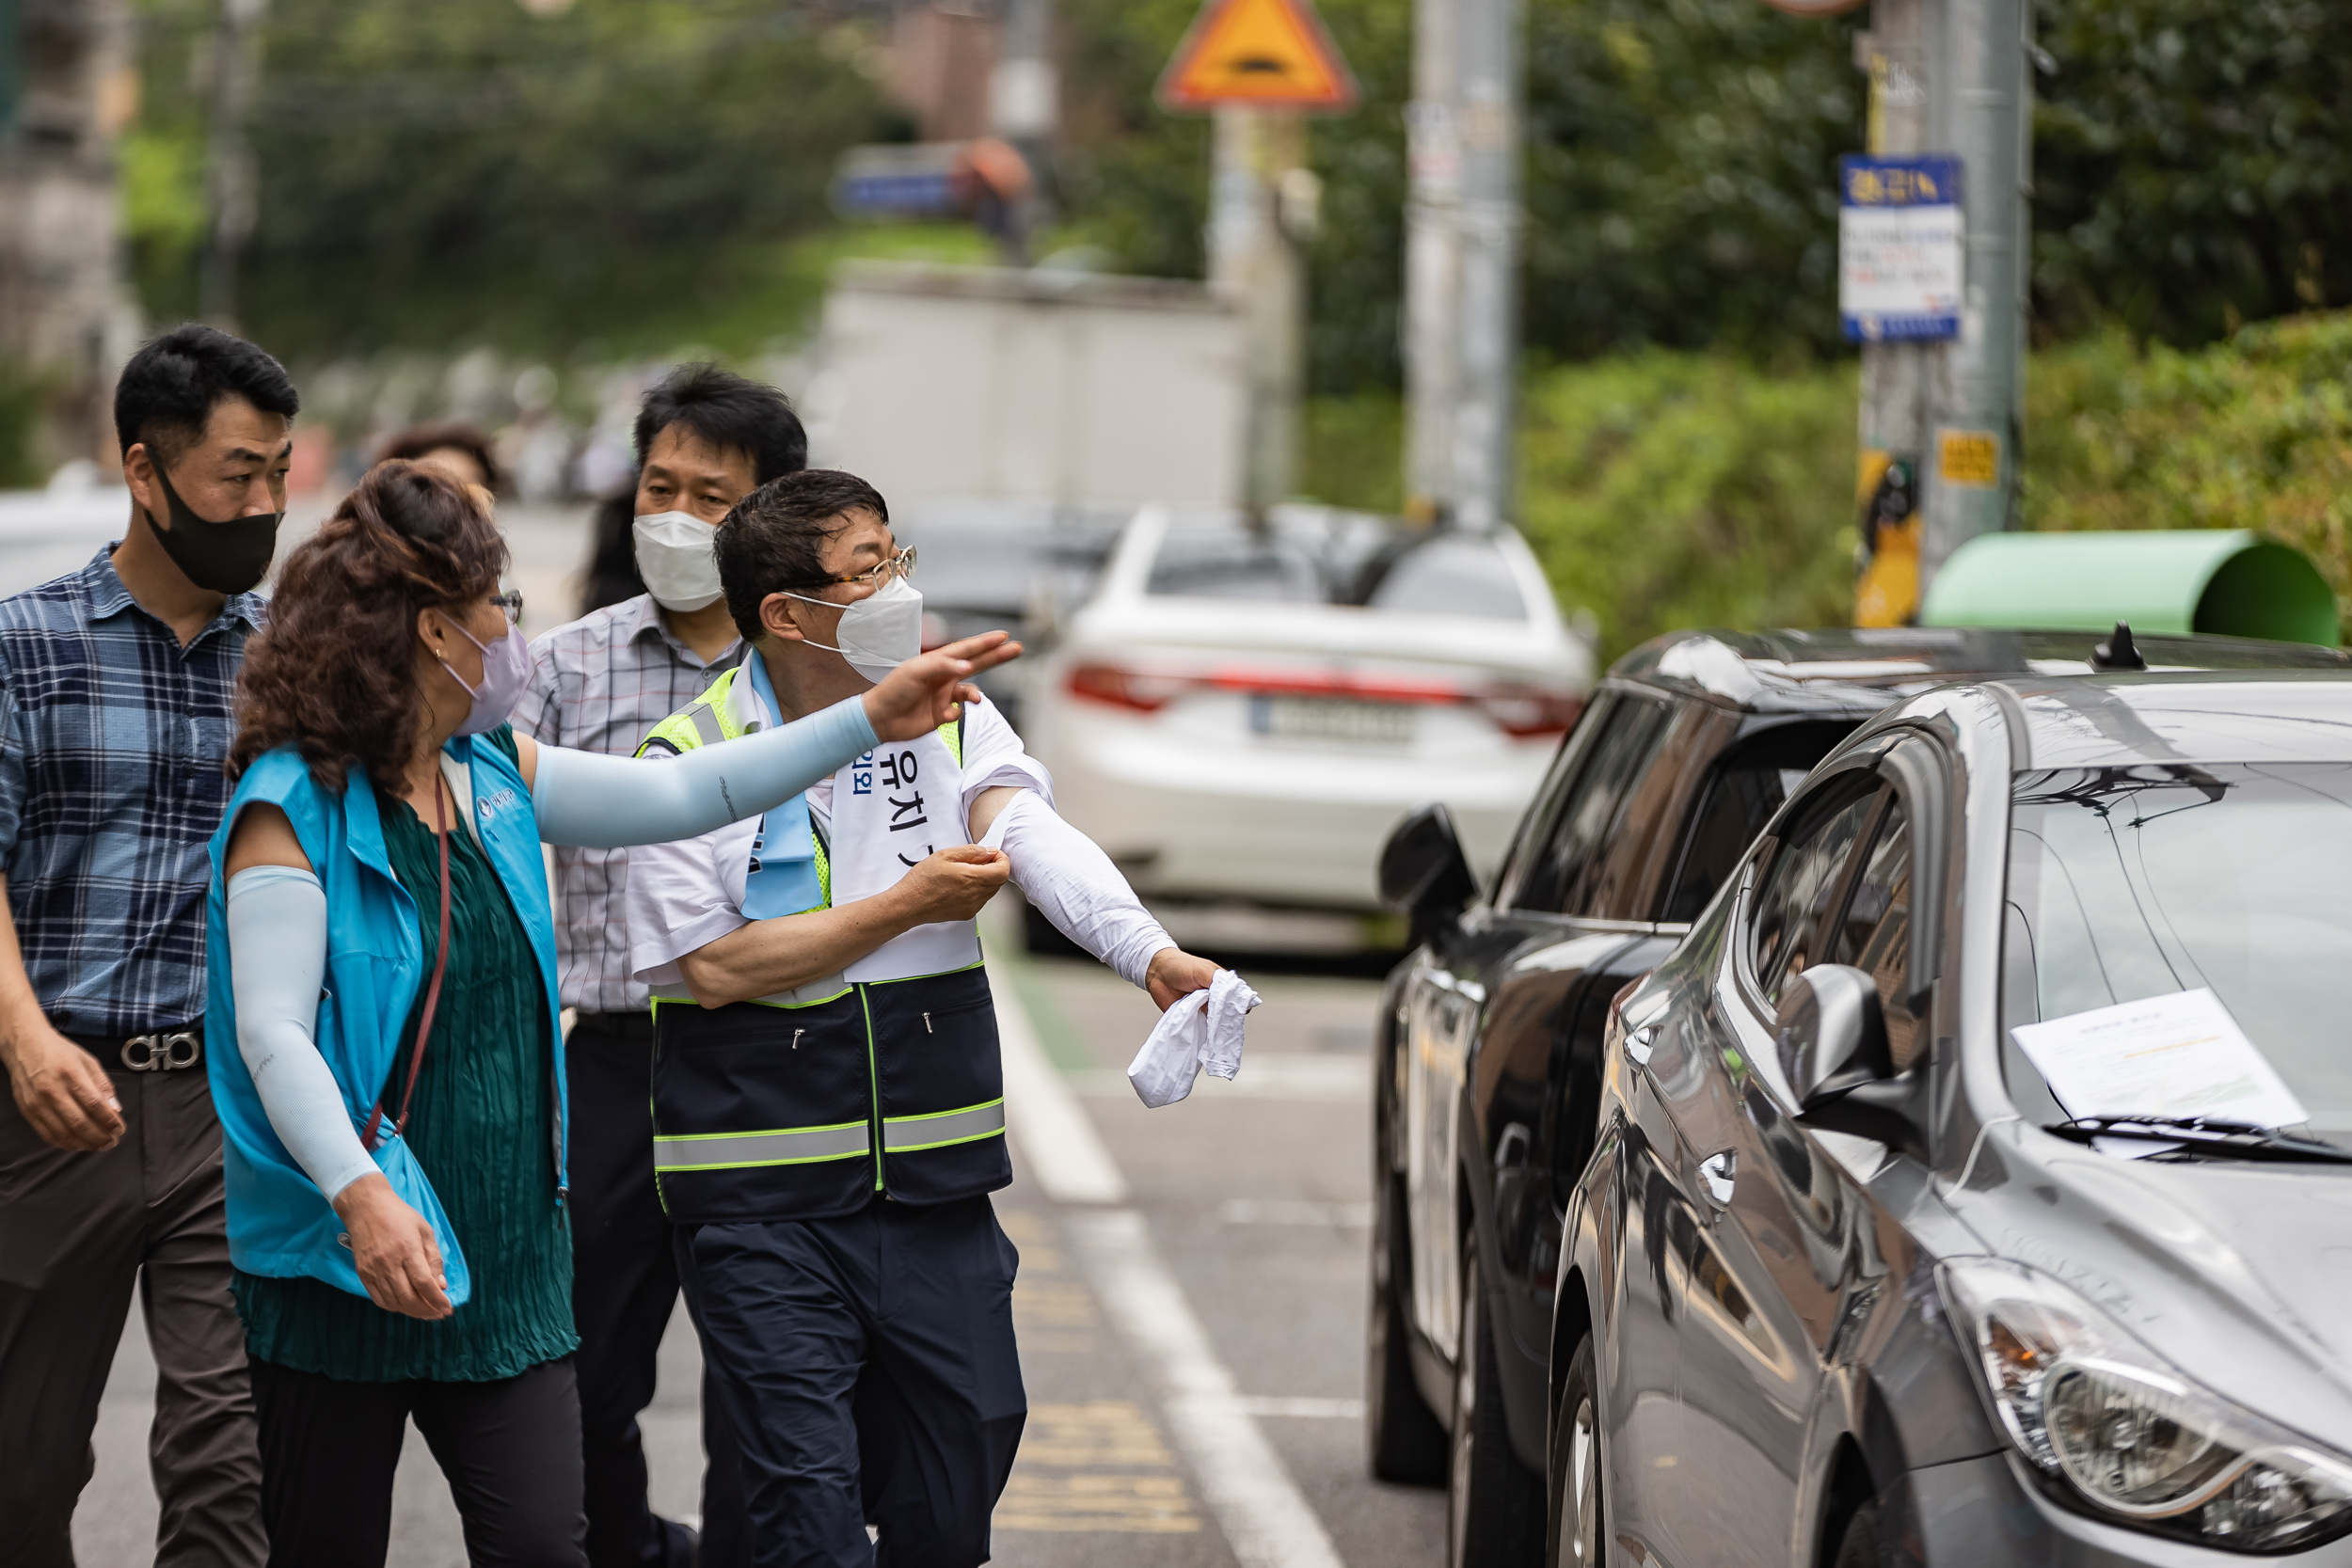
left=435, top=615, right=531, bottom=736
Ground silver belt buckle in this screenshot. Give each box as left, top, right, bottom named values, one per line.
left=121, top=1031, right=202, bottom=1071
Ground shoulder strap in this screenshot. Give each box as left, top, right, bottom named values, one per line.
left=362, top=779, right=453, bottom=1151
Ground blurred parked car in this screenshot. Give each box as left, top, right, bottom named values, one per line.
left=893, top=496, right=1130, bottom=728
left=1366, top=626, right=2352, bottom=1568
left=1024, top=504, right=1592, bottom=953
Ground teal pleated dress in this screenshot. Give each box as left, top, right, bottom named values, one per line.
left=232, top=727, right=578, bottom=1382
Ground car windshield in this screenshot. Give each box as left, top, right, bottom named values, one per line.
left=1145, top=511, right=1531, bottom=619
left=2002, top=764, right=2352, bottom=1149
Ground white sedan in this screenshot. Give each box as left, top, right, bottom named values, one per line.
left=1022, top=504, right=1593, bottom=948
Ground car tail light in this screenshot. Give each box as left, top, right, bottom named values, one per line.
left=1477, top=685, right=1583, bottom=737
left=1198, top=666, right=1470, bottom=705
left=1068, top=660, right=1581, bottom=734
left=1067, top=663, right=1193, bottom=712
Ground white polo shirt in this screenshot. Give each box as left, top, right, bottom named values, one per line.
left=626, top=666, right=1050, bottom=991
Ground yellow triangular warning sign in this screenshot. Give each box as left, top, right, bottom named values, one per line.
left=1156, top=0, right=1359, bottom=113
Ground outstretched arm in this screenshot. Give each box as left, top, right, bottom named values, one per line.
left=521, top=633, right=1020, bottom=849
left=527, top=695, right=873, bottom=848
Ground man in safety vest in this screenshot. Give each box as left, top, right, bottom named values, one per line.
left=625, top=467, right=1220, bottom=1567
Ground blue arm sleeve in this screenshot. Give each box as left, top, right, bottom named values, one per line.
left=226, top=866, right=376, bottom=1203
left=530, top=693, right=878, bottom=848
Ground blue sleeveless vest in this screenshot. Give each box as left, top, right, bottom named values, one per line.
left=202, top=734, right=567, bottom=1304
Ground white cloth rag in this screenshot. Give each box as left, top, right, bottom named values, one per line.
left=1126, top=969, right=1263, bottom=1108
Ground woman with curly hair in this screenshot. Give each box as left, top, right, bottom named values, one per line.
left=203, top=460, right=1014, bottom=1566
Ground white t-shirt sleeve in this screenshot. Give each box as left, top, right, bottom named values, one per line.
left=626, top=816, right=758, bottom=988
left=957, top=696, right=1054, bottom=831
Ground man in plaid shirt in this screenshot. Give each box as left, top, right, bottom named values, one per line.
left=0, top=325, right=297, bottom=1568
left=519, top=364, right=805, bottom=1568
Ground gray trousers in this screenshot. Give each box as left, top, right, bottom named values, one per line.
left=0, top=1059, right=265, bottom=1568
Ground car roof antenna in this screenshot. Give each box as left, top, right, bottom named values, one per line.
left=2090, top=620, right=2147, bottom=673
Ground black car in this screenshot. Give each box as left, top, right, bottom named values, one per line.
left=1365, top=626, right=2352, bottom=1568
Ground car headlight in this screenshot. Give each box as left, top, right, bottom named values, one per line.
left=1941, top=1258, right=2352, bottom=1551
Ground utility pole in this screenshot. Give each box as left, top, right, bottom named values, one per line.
left=991, top=0, right=1056, bottom=266
left=1157, top=0, right=1353, bottom=515
left=1848, top=0, right=2030, bottom=620
left=0, top=0, right=138, bottom=474
left=1403, top=0, right=1520, bottom=535
left=1850, top=0, right=1930, bottom=625
left=199, top=0, right=266, bottom=330
left=1917, top=0, right=2029, bottom=587
left=1209, top=106, right=1311, bottom=512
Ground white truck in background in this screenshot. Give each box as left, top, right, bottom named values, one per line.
left=805, top=261, right=1248, bottom=510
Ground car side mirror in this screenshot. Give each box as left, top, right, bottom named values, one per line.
left=1379, top=802, right=1478, bottom=944
left=1773, top=964, right=1890, bottom=1107
left=1774, top=962, right=1928, bottom=1155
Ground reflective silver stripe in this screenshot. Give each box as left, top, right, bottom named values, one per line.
left=654, top=1122, right=870, bottom=1171
left=882, top=1100, right=1007, bottom=1153
left=686, top=703, right=725, bottom=748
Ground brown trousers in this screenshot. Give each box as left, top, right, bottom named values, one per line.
left=0, top=1060, right=266, bottom=1568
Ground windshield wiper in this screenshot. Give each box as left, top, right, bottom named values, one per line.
left=2048, top=1116, right=2352, bottom=1165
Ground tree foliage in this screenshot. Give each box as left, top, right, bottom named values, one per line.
left=1297, top=312, right=2352, bottom=664
left=1057, top=0, right=2352, bottom=389
left=1052, top=0, right=1863, bottom=392
left=118, top=0, right=2352, bottom=390
left=132, top=0, right=895, bottom=359
left=2031, top=0, right=2352, bottom=345
left=1521, top=0, right=1862, bottom=366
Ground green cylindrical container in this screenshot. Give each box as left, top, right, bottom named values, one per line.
left=1918, top=530, right=2339, bottom=646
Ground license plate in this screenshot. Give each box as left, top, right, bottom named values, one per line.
left=1251, top=694, right=1416, bottom=746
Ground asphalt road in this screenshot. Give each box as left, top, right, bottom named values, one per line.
left=70, top=905, right=1447, bottom=1566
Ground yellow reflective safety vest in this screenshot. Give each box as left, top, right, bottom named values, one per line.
left=635, top=662, right=1007, bottom=1223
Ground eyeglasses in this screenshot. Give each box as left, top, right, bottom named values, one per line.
left=786, top=546, right=917, bottom=593
left=490, top=589, right=525, bottom=626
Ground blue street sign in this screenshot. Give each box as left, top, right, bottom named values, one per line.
left=1838, top=153, right=1963, bottom=342
left=832, top=144, right=967, bottom=221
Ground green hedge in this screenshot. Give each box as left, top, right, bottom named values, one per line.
left=1301, top=308, right=2352, bottom=663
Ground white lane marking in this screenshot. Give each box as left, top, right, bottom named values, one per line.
left=1232, top=1396, right=1366, bottom=1419
left=994, top=968, right=1129, bottom=1206
left=1066, top=1210, right=1348, bottom=1568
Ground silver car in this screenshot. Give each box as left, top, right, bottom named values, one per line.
left=1552, top=666, right=2352, bottom=1564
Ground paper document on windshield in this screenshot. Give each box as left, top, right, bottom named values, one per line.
left=2010, top=988, right=2308, bottom=1131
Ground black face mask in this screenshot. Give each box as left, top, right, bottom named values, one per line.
left=143, top=464, right=283, bottom=595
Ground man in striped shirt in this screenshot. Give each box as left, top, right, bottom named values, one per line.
left=0, top=325, right=296, bottom=1568
left=518, top=364, right=804, bottom=1568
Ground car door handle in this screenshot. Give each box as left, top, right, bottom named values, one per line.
left=1698, top=1149, right=1737, bottom=1210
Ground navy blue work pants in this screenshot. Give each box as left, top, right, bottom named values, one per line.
left=677, top=1194, right=1025, bottom=1568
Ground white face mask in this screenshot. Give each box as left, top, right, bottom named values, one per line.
left=781, top=576, right=924, bottom=685
left=632, top=511, right=725, bottom=611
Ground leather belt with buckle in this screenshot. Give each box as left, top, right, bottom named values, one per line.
left=119, top=1029, right=203, bottom=1071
